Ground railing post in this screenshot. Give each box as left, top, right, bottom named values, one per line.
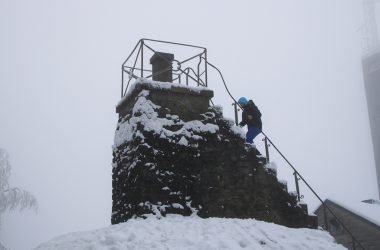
left=140, top=40, right=144, bottom=78
left=204, top=49, right=208, bottom=87
left=294, top=171, right=301, bottom=202
left=121, top=67, right=124, bottom=98
left=323, top=204, right=329, bottom=231
left=233, top=102, right=239, bottom=126
left=186, top=69, right=189, bottom=86
left=264, top=137, right=270, bottom=163
left=197, top=55, right=201, bottom=86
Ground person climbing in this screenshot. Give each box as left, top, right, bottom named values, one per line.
left=238, top=97, right=262, bottom=144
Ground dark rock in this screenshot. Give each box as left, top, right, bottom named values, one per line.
left=112, top=82, right=313, bottom=229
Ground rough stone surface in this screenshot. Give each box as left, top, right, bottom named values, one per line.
left=116, top=80, right=213, bottom=120
left=112, top=83, right=312, bottom=228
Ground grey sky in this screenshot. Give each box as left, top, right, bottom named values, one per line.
left=0, top=1, right=379, bottom=249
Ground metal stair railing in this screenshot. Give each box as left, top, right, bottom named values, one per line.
left=120, top=41, right=365, bottom=249
left=202, top=57, right=366, bottom=250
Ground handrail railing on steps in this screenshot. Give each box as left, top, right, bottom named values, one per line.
left=203, top=58, right=366, bottom=250
left=121, top=41, right=365, bottom=249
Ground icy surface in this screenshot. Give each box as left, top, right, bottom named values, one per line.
left=34, top=215, right=346, bottom=250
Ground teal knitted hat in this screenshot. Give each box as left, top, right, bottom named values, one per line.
left=238, top=97, right=248, bottom=105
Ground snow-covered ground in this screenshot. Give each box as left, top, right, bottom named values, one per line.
left=34, top=215, right=346, bottom=250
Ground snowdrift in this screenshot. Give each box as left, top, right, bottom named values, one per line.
left=35, top=215, right=346, bottom=250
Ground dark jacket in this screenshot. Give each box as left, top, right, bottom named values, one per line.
left=239, top=100, right=262, bottom=129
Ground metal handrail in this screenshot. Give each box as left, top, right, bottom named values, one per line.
left=121, top=38, right=208, bottom=97
left=119, top=40, right=365, bottom=249
left=261, top=132, right=365, bottom=250
left=203, top=58, right=366, bottom=250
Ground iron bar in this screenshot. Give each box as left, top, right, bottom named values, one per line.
left=197, top=56, right=202, bottom=87
left=293, top=171, right=301, bottom=202
left=131, top=45, right=142, bottom=76
left=122, top=44, right=142, bottom=95
left=183, top=67, right=206, bottom=86
left=233, top=102, right=239, bottom=126
left=178, top=67, right=206, bottom=86
left=203, top=57, right=235, bottom=102
left=204, top=50, right=208, bottom=87
left=121, top=40, right=141, bottom=66
left=186, top=68, right=189, bottom=85
left=142, top=43, right=157, bottom=54
left=140, top=40, right=144, bottom=78
left=264, top=137, right=270, bottom=163
left=180, top=52, right=205, bottom=65
left=121, top=67, right=124, bottom=98
left=261, top=131, right=365, bottom=250
left=122, top=68, right=139, bottom=79
left=142, top=38, right=206, bottom=50
left=122, top=39, right=208, bottom=96
left=124, top=66, right=152, bottom=72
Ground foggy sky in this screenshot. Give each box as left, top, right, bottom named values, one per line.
left=1, top=1, right=379, bottom=249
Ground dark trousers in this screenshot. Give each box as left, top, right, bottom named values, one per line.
left=246, top=126, right=261, bottom=144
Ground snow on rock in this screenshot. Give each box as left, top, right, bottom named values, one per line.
left=34, top=215, right=346, bottom=250
left=264, top=162, right=277, bottom=175
left=114, top=90, right=219, bottom=148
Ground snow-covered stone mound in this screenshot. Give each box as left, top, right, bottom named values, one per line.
left=112, top=80, right=314, bottom=228
left=34, top=215, right=346, bottom=250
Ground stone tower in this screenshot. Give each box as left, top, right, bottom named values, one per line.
left=111, top=78, right=316, bottom=228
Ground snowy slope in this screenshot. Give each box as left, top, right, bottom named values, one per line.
left=34, top=215, right=346, bottom=250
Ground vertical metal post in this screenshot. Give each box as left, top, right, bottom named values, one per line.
left=264, top=137, right=270, bottom=163
left=121, top=67, right=124, bottom=98
left=197, top=55, right=201, bottom=86
left=140, top=40, right=144, bottom=78
left=204, top=50, right=208, bottom=87
left=323, top=204, right=329, bottom=231
left=294, top=171, right=301, bottom=202
left=352, top=238, right=356, bottom=250
left=186, top=69, right=189, bottom=86
left=233, top=102, right=239, bottom=126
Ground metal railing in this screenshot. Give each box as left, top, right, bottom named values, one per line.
left=260, top=132, right=364, bottom=250
left=121, top=38, right=208, bottom=98
left=120, top=39, right=365, bottom=249
left=204, top=58, right=366, bottom=250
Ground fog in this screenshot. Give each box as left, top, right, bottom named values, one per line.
left=0, top=1, right=378, bottom=249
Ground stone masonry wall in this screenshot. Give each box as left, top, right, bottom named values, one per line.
left=112, top=79, right=312, bottom=228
